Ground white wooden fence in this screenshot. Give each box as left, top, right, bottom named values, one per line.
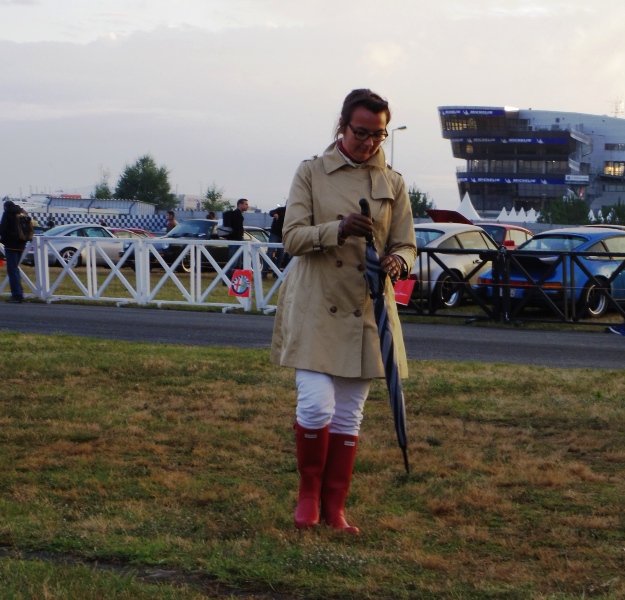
left=1, top=236, right=291, bottom=313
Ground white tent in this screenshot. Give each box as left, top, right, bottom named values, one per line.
left=506, top=209, right=519, bottom=222
left=517, top=207, right=527, bottom=222
left=495, top=207, right=508, bottom=221
left=526, top=208, right=537, bottom=222
left=588, top=209, right=596, bottom=222
left=456, top=193, right=482, bottom=221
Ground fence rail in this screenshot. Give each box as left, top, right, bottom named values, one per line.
left=4, top=237, right=625, bottom=326
left=405, top=246, right=625, bottom=325
left=1, top=236, right=291, bottom=313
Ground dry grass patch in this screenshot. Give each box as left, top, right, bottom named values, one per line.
left=2, top=332, right=625, bottom=598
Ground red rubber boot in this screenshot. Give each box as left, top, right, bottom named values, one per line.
left=321, top=433, right=360, bottom=535
left=294, top=423, right=329, bottom=529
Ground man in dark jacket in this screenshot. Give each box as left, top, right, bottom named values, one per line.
left=226, top=198, right=248, bottom=282
left=269, top=205, right=286, bottom=269
left=263, top=205, right=286, bottom=278
left=0, top=200, right=28, bottom=303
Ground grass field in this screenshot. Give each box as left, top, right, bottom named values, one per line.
left=1, top=331, right=625, bottom=599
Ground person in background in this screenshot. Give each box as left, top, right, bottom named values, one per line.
left=263, top=205, right=286, bottom=279
left=271, top=89, right=416, bottom=535
left=46, top=217, right=55, bottom=229
left=0, top=200, right=29, bottom=303
left=165, top=211, right=178, bottom=232
left=206, top=211, right=216, bottom=220
left=225, top=198, right=248, bottom=281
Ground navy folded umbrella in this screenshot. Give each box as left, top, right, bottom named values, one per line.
left=359, top=199, right=409, bottom=473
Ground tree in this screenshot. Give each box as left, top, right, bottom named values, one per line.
left=537, top=194, right=590, bottom=225
left=114, top=154, right=177, bottom=210
left=201, top=183, right=233, bottom=213
left=91, top=169, right=113, bottom=200
left=408, top=185, right=434, bottom=218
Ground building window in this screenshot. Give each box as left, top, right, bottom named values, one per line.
left=604, top=162, right=625, bottom=176
left=518, top=160, right=543, bottom=174
left=605, top=143, right=625, bottom=151
left=489, top=160, right=515, bottom=173
left=545, top=161, right=568, bottom=174
left=467, top=160, right=488, bottom=172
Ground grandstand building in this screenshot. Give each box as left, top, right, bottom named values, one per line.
left=439, top=106, right=625, bottom=217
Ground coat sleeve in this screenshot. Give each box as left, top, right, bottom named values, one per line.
left=383, top=175, right=417, bottom=273
left=282, top=161, right=342, bottom=256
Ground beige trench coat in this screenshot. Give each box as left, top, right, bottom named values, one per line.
left=270, top=142, right=417, bottom=379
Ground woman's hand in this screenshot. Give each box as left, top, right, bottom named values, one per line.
left=381, top=254, right=406, bottom=279
left=339, top=213, right=373, bottom=239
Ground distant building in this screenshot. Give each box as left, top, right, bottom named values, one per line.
left=439, top=106, right=625, bottom=217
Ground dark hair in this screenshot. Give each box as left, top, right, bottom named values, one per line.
left=167, top=210, right=175, bottom=217
left=237, top=198, right=248, bottom=207
left=335, top=89, right=391, bottom=140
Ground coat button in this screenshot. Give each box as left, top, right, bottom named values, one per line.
left=354, top=309, right=362, bottom=317
left=336, top=260, right=343, bottom=267
left=330, top=306, right=337, bottom=313
left=336, top=214, right=344, bottom=220
left=357, top=264, right=365, bottom=272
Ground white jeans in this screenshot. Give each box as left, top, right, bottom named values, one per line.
left=295, top=369, right=372, bottom=436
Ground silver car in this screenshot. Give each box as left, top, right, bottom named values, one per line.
left=412, top=223, right=498, bottom=308
left=22, top=224, right=125, bottom=267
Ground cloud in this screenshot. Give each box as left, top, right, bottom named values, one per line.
left=445, top=0, right=595, bottom=20
left=361, top=43, right=407, bottom=73
left=1, top=2, right=625, bottom=209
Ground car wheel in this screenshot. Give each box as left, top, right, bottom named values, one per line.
left=59, top=247, right=81, bottom=267
left=177, top=253, right=192, bottom=273
left=579, top=279, right=609, bottom=318
left=435, top=272, right=463, bottom=309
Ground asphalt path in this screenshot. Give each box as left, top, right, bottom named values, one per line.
left=1, top=302, right=624, bottom=370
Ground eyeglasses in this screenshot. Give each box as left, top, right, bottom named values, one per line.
left=347, top=123, right=388, bottom=142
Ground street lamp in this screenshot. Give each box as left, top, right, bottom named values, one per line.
left=390, top=125, right=407, bottom=168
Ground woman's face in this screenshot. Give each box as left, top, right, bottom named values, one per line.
left=341, top=106, right=388, bottom=163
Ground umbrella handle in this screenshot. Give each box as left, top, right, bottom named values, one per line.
left=359, top=199, right=374, bottom=243
left=359, top=198, right=371, bottom=218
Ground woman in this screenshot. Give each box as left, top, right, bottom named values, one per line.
left=271, top=89, right=416, bottom=534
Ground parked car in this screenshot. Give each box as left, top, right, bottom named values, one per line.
left=411, top=223, right=498, bottom=308
left=22, top=224, right=126, bottom=267
left=426, top=209, right=533, bottom=249
left=478, top=223, right=533, bottom=249
left=475, top=227, right=625, bottom=318
left=120, top=220, right=269, bottom=272
left=109, top=227, right=155, bottom=238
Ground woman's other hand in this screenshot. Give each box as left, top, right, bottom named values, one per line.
left=381, top=254, right=406, bottom=279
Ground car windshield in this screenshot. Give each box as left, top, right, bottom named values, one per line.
left=519, top=234, right=587, bottom=252
left=414, top=228, right=444, bottom=247
left=44, top=225, right=75, bottom=236
left=480, top=225, right=505, bottom=244
left=166, top=221, right=216, bottom=239
left=246, top=229, right=269, bottom=242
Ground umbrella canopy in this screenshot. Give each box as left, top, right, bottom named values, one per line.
left=359, top=199, right=409, bottom=473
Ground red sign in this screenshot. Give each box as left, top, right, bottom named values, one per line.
left=228, top=269, right=253, bottom=298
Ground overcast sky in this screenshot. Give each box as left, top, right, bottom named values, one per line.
left=1, top=0, right=624, bottom=210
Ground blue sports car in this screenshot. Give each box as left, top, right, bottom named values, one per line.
left=475, top=227, right=625, bottom=318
